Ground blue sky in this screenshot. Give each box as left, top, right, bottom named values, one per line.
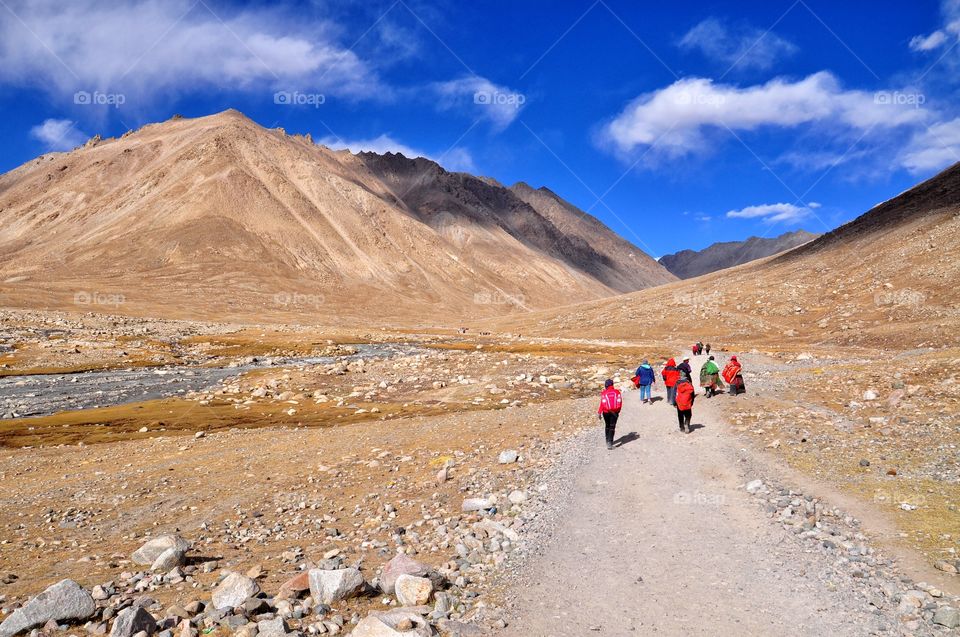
left=1, top=0, right=959, bottom=257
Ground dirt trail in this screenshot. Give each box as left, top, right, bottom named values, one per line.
left=502, top=361, right=905, bottom=636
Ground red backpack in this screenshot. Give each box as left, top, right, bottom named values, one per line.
left=599, top=387, right=623, bottom=414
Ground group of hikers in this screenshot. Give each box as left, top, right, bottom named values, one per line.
left=597, top=346, right=745, bottom=449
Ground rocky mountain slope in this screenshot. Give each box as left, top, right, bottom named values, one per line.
left=493, top=162, right=960, bottom=349
left=0, top=110, right=674, bottom=324
left=659, top=229, right=820, bottom=279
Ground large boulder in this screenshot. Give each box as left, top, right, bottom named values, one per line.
left=110, top=607, right=157, bottom=637
left=211, top=572, right=261, bottom=610
left=379, top=554, right=437, bottom=596
left=0, top=579, right=95, bottom=637
left=395, top=575, right=432, bottom=606
left=352, top=610, right=433, bottom=637
left=308, top=568, right=365, bottom=604
left=132, top=535, right=190, bottom=566
left=151, top=546, right=186, bottom=572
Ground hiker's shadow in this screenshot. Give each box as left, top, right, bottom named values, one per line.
left=688, top=423, right=705, bottom=433
left=614, top=432, right=639, bottom=447
left=649, top=396, right=664, bottom=403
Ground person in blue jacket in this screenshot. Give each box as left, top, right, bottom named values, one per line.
left=635, top=359, right=656, bottom=404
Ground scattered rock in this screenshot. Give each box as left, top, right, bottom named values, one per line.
left=151, top=546, right=186, bottom=572
left=308, top=568, right=365, bottom=604
left=394, top=575, right=433, bottom=606
left=380, top=554, right=436, bottom=596
left=745, top=479, right=764, bottom=494
left=352, top=610, right=432, bottom=637
left=0, top=579, right=95, bottom=637
left=461, top=498, right=493, bottom=512
left=109, top=607, right=157, bottom=637
left=256, top=618, right=288, bottom=637
left=132, top=535, right=190, bottom=566
left=933, top=606, right=960, bottom=628
left=497, top=450, right=518, bottom=464
left=211, top=572, right=260, bottom=610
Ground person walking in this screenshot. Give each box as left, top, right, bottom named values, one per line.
left=597, top=379, right=623, bottom=450
left=699, top=355, right=722, bottom=397
left=675, top=373, right=695, bottom=433
left=722, top=355, right=745, bottom=396
left=635, top=359, right=656, bottom=404
left=691, top=343, right=698, bottom=357
left=661, top=358, right=681, bottom=405
left=705, top=343, right=712, bottom=356
left=678, top=356, right=693, bottom=379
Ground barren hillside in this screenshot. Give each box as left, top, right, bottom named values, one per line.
left=0, top=110, right=672, bottom=324
left=493, top=162, right=960, bottom=350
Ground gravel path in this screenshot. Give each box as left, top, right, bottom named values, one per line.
left=501, top=360, right=954, bottom=636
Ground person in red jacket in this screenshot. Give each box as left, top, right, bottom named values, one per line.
left=722, top=356, right=745, bottom=396
left=597, top=379, right=622, bottom=450
left=661, top=358, right=681, bottom=405
left=675, top=374, right=695, bottom=433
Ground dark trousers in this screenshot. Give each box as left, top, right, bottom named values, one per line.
left=602, top=412, right=618, bottom=446
left=677, top=408, right=692, bottom=430
left=666, top=385, right=677, bottom=405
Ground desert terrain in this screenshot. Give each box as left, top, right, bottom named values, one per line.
left=1, top=112, right=959, bottom=637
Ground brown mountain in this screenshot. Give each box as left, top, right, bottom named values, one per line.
left=0, top=110, right=674, bottom=324
left=493, top=162, right=960, bottom=349
left=659, top=230, right=820, bottom=279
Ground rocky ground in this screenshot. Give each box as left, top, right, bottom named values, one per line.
left=720, top=347, right=960, bottom=575
left=2, top=309, right=959, bottom=636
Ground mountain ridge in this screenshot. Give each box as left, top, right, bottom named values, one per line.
left=659, top=230, right=820, bottom=279
left=0, top=109, right=675, bottom=323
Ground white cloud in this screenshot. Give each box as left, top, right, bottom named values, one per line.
left=600, top=72, right=928, bottom=159
left=0, top=0, right=381, bottom=105
left=318, top=134, right=476, bottom=173
left=30, top=118, right=87, bottom=151
left=910, top=30, right=950, bottom=52
left=909, top=0, right=960, bottom=52
left=900, top=117, right=960, bottom=173
left=432, top=76, right=525, bottom=130
left=679, top=18, right=797, bottom=71
left=725, top=202, right=814, bottom=223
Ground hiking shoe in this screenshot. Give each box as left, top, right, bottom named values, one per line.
left=606, top=443, right=614, bottom=450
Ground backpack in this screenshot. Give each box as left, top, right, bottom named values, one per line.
left=600, top=388, right=623, bottom=414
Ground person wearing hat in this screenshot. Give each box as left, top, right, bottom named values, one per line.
left=722, top=355, right=745, bottom=396
left=597, top=379, right=623, bottom=450
left=700, top=355, right=722, bottom=397
left=635, top=359, right=656, bottom=404
left=677, top=356, right=693, bottom=380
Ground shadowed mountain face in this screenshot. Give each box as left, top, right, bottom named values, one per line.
left=659, top=230, right=820, bottom=279
left=0, top=110, right=673, bottom=324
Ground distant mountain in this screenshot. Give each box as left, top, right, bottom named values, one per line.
left=659, top=230, right=820, bottom=279
left=0, top=109, right=674, bottom=323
